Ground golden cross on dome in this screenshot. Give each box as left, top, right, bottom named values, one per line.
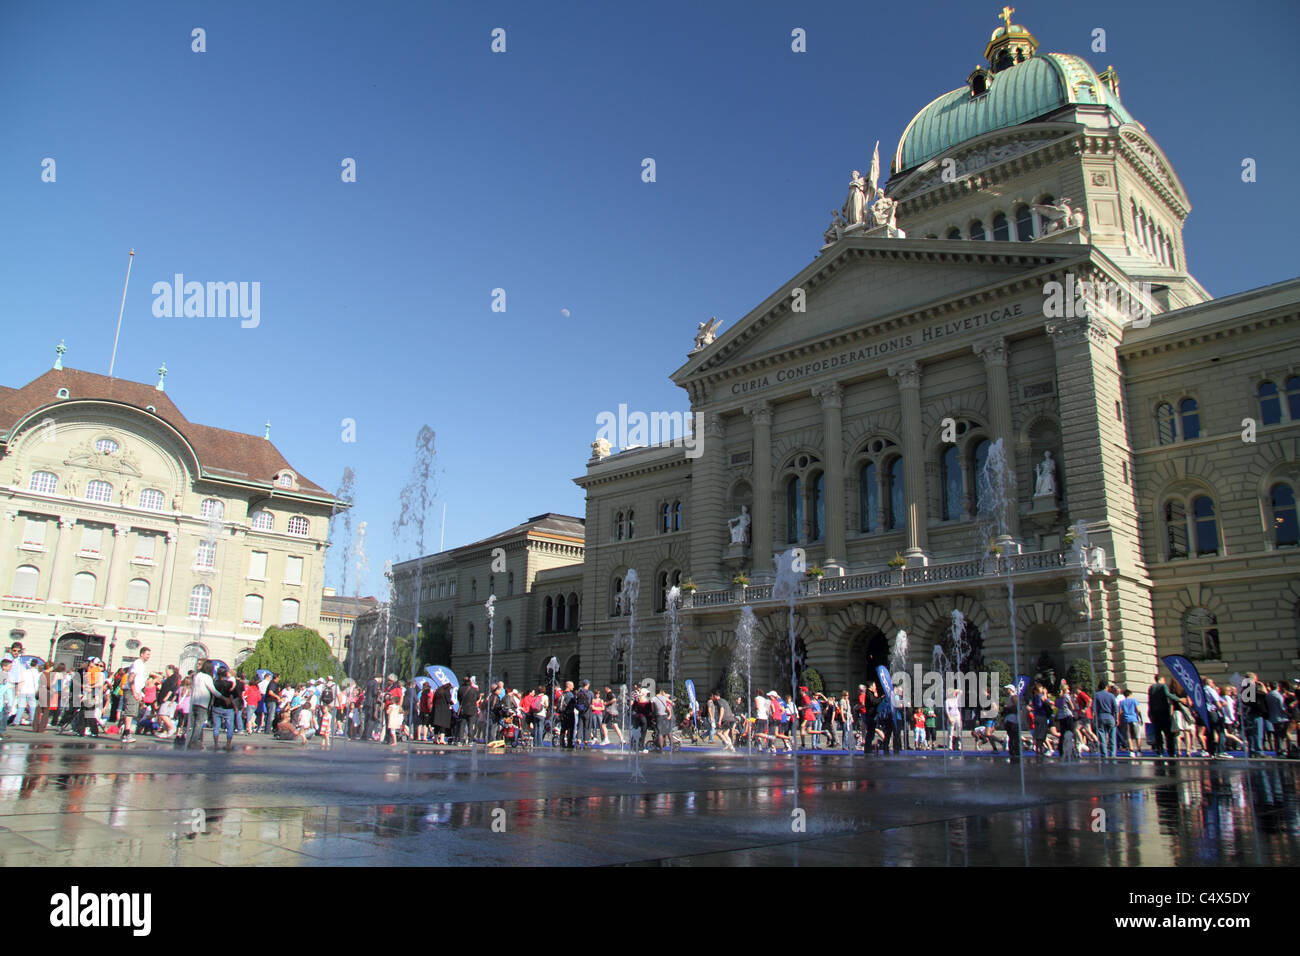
left=999, top=5, right=1015, bottom=28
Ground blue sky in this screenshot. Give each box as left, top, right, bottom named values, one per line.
left=3, top=0, right=1297, bottom=598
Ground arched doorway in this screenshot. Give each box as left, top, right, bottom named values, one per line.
left=846, top=625, right=887, bottom=691
left=55, top=633, right=105, bottom=671
left=708, top=645, right=733, bottom=695
left=560, top=654, right=580, bottom=685
left=178, top=642, right=208, bottom=678
left=1025, top=624, right=1062, bottom=690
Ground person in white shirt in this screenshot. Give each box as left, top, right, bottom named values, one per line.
left=186, top=661, right=218, bottom=751
left=754, top=692, right=771, bottom=750
left=121, top=647, right=152, bottom=742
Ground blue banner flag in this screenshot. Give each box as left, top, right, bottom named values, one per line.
left=1162, top=655, right=1210, bottom=729
left=875, top=665, right=894, bottom=700
left=685, top=679, right=699, bottom=716
left=1015, top=675, right=1030, bottom=698
left=424, top=665, right=459, bottom=691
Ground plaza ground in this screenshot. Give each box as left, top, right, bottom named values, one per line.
left=0, top=732, right=1296, bottom=866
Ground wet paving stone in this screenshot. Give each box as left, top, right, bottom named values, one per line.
left=0, top=733, right=1297, bottom=865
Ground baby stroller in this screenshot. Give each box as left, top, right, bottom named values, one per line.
left=501, top=715, right=531, bottom=750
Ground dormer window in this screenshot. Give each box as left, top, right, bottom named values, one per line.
left=968, top=67, right=990, bottom=97
left=276, top=472, right=294, bottom=488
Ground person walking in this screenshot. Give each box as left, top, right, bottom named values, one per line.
left=1002, top=684, right=1021, bottom=763
left=121, top=647, right=153, bottom=743
left=1056, top=679, right=1078, bottom=761
left=210, top=665, right=239, bottom=751
left=1093, top=682, right=1118, bottom=760
left=1118, top=688, right=1142, bottom=754
left=186, top=661, right=217, bottom=751
left=456, top=677, right=478, bottom=744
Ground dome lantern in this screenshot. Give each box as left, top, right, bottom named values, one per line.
left=985, top=6, right=1038, bottom=73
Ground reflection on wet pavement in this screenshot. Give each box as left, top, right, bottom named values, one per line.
left=0, top=737, right=1296, bottom=865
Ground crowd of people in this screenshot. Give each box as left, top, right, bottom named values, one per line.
left=2, top=636, right=1297, bottom=763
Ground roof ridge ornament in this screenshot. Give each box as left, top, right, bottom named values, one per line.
left=156, top=362, right=167, bottom=392
left=54, top=340, right=66, bottom=370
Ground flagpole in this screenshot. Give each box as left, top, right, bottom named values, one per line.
left=109, top=249, right=135, bottom=379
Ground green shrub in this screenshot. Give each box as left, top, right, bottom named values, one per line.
left=801, top=667, right=825, bottom=695
left=239, top=626, right=340, bottom=687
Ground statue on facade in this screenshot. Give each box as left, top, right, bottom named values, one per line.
left=692, top=317, right=722, bottom=352
left=590, top=437, right=611, bottom=460
left=1033, top=450, right=1057, bottom=497
left=870, top=194, right=898, bottom=230
left=824, top=208, right=847, bottom=244
left=728, top=505, right=751, bottom=545
left=845, top=170, right=870, bottom=225
left=1033, top=197, right=1085, bottom=235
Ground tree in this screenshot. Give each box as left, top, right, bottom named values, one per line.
left=239, top=627, right=340, bottom=687
left=802, top=667, right=825, bottom=696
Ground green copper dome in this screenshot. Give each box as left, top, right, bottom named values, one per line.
left=893, top=53, right=1136, bottom=174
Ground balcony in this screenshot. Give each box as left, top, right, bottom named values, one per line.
left=2, top=595, right=44, bottom=613
left=682, top=548, right=1080, bottom=612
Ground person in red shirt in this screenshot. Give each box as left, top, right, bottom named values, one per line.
left=242, top=679, right=262, bottom=736
left=1075, top=686, right=1098, bottom=754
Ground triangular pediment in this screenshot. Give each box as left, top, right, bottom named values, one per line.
left=673, top=238, right=1085, bottom=385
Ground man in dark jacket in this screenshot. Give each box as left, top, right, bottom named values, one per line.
left=1147, top=676, right=1178, bottom=757
left=455, top=677, right=478, bottom=744
left=432, top=681, right=454, bottom=742
left=860, top=683, right=880, bottom=756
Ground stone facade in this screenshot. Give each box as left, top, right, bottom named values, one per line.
left=0, top=362, right=343, bottom=673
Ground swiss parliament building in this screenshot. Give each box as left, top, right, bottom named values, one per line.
left=396, top=15, right=1300, bottom=703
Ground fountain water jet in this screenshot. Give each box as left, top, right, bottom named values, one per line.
left=773, top=549, right=804, bottom=797
left=734, top=605, right=757, bottom=757
left=621, top=570, right=643, bottom=780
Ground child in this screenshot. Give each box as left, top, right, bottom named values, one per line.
left=386, top=698, right=404, bottom=745
left=924, top=707, right=936, bottom=748
left=296, top=698, right=314, bottom=744
left=319, top=700, right=333, bottom=749
left=912, top=708, right=926, bottom=749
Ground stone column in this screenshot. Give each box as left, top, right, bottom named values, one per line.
left=973, top=336, right=1021, bottom=542
left=812, top=383, right=846, bottom=571
left=103, top=526, right=131, bottom=609
left=744, top=400, right=774, bottom=570
left=44, top=517, right=75, bottom=602
left=688, top=411, right=727, bottom=587
left=887, top=361, right=928, bottom=563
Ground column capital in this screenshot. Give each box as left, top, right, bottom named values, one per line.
left=114, top=525, right=129, bottom=537
left=973, top=336, right=1009, bottom=367
left=1044, top=314, right=1109, bottom=348
left=697, top=411, right=726, bottom=440
left=887, top=361, right=922, bottom=389
left=811, top=382, right=844, bottom=409
left=59, top=516, right=75, bottom=530
left=744, top=400, right=772, bottom=427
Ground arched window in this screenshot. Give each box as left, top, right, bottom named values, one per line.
left=972, top=438, right=992, bottom=514
left=1163, top=500, right=1188, bottom=559
left=125, top=578, right=150, bottom=610
left=139, top=488, right=165, bottom=511
left=1287, top=375, right=1300, bottom=420
left=280, top=598, right=300, bottom=626
left=504, top=619, right=513, bottom=651
left=615, top=511, right=625, bottom=540
left=489, top=574, right=495, bottom=596
left=786, top=476, right=803, bottom=543
left=660, top=503, right=670, bottom=533
left=1191, top=496, right=1218, bottom=556
left=672, top=500, right=683, bottom=531
left=1270, top=483, right=1298, bottom=548
left=627, top=510, right=635, bottom=539
left=991, top=212, right=1010, bottom=241
left=887, top=457, right=905, bottom=530
left=28, top=471, right=58, bottom=495
left=507, top=571, right=515, bottom=595
left=189, top=584, right=211, bottom=618
left=1183, top=608, right=1220, bottom=660
left=556, top=594, right=567, bottom=630
left=287, top=516, right=309, bottom=537
left=468, top=623, right=475, bottom=654
left=611, top=576, right=623, bottom=616
left=860, top=461, right=879, bottom=533
left=200, top=498, right=224, bottom=520
left=540, top=591, right=551, bottom=627
left=941, top=445, right=961, bottom=521
left=86, top=479, right=113, bottom=503
left=946, top=227, right=962, bottom=240
left=657, top=572, right=669, bottom=612
left=242, top=594, right=263, bottom=625
left=969, top=220, right=985, bottom=241
left=568, top=591, right=580, bottom=630
left=1259, top=381, right=1282, bottom=426
left=811, top=472, right=825, bottom=541
left=471, top=578, right=477, bottom=602
left=95, top=437, right=119, bottom=454
left=11, top=565, right=39, bottom=600
left=1178, top=398, right=1200, bottom=440
left=611, top=650, right=626, bottom=684
left=1155, top=403, right=1177, bottom=445
left=658, top=646, right=671, bottom=684
left=70, top=571, right=96, bottom=604
left=250, top=510, right=274, bottom=530
left=1015, top=205, right=1034, bottom=241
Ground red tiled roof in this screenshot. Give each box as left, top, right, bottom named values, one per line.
left=0, top=367, right=333, bottom=500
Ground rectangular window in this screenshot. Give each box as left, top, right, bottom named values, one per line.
left=284, top=555, right=303, bottom=585
left=196, top=540, right=216, bottom=568
left=248, top=551, right=268, bottom=579
left=22, top=517, right=46, bottom=547
left=80, top=525, right=103, bottom=556
left=134, top=533, right=155, bottom=562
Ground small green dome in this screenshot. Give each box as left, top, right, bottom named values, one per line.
left=893, top=53, right=1135, bottom=174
